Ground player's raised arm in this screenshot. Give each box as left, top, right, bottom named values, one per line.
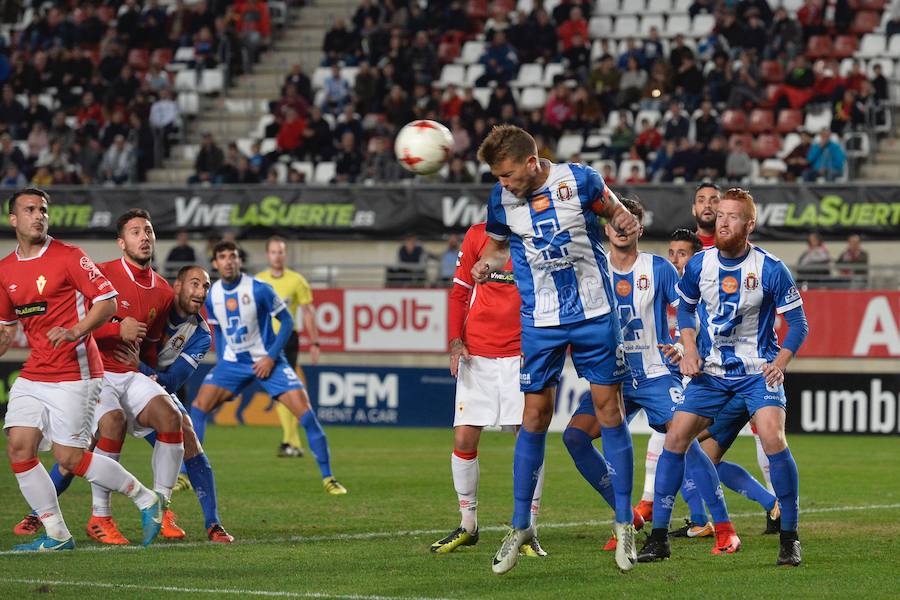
left=471, top=237, right=510, bottom=284
left=596, top=187, right=641, bottom=238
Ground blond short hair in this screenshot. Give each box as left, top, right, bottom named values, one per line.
left=723, top=187, right=757, bottom=220
left=476, top=125, right=537, bottom=166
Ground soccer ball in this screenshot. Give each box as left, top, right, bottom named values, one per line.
left=394, top=120, right=454, bottom=176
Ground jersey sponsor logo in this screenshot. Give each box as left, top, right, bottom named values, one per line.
left=80, top=256, right=102, bottom=281
left=14, top=301, right=48, bottom=318
left=744, top=272, right=759, bottom=291
left=557, top=182, right=572, bottom=201
left=721, top=276, right=739, bottom=294
left=636, top=274, right=650, bottom=291
left=36, top=275, right=47, bottom=294
left=531, top=194, right=550, bottom=213
left=616, top=279, right=632, bottom=297
left=7, top=283, right=16, bottom=293
left=488, top=270, right=515, bottom=284
left=226, top=297, right=238, bottom=311
left=785, top=285, right=801, bottom=304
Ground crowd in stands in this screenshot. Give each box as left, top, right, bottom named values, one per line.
left=221, top=0, right=894, bottom=186
left=796, top=231, right=871, bottom=288
left=0, top=0, right=269, bottom=186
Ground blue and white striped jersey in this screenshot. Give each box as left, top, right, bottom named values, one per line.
left=147, top=312, right=211, bottom=394
left=205, top=274, right=287, bottom=364
left=612, top=253, right=680, bottom=381
left=676, top=245, right=803, bottom=379
left=485, top=162, right=614, bottom=327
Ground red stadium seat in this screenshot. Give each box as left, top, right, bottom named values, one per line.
left=831, top=35, right=858, bottom=58
left=850, top=0, right=886, bottom=9
left=128, top=48, right=149, bottom=71
left=748, top=109, right=774, bottom=133
left=721, top=109, right=748, bottom=133
left=466, top=0, right=488, bottom=20
left=729, top=133, right=753, bottom=152
left=851, top=11, right=881, bottom=34
left=761, top=60, right=785, bottom=83
left=751, top=134, right=783, bottom=159
left=151, top=48, right=173, bottom=67
left=806, top=35, right=833, bottom=59
left=438, top=30, right=464, bottom=64
left=776, top=109, right=804, bottom=134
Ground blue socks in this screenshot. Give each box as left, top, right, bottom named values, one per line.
left=600, top=423, right=634, bottom=524
left=562, top=427, right=616, bottom=510
left=685, top=440, right=730, bottom=525
left=767, top=447, right=800, bottom=531
left=300, top=411, right=332, bottom=479
left=49, top=463, right=74, bottom=497
left=680, top=477, right=708, bottom=525
left=190, top=406, right=209, bottom=444
left=184, top=453, right=221, bottom=529
left=716, top=460, right=777, bottom=512
left=512, top=428, right=546, bottom=530
left=652, top=448, right=686, bottom=531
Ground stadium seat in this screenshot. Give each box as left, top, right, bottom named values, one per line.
left=180, top=144, right=200, bottom=162
left=556, top=134, right=584, bottom=160
left=177, top=91, right=199, bottom=116
left=887, top=36, right=900, bottom=57
left=291, top=161, right=315, bottom=181
left=635, top=109, right=662, bottom=127
left=831, top=35, right=858, bottom=58
left=458, top=40, right=485, bottom=65
left=806, top=35, right=832, bottom=59
left=778, top=132, right=801, bottom=158
left=174, top=46, right=195, bottom=63
left=511, top=63, right=543, bottom=88
left=591, top=159, right=617, bottom=179
left=613, top=15, right=639, bottom=38
left=313, top=161, right=336, bottom=183
left=691, top=14, right=715, bottom=37
left=751, top=134, right=782, bottom=159
left=872, top=104, right=893, bottom=133
left=761, top=60, right=785, bottom=83
left=128, top=48, right=149, bottom=71
left=646, top=0, right=671, bottom=14
left=463, top=64, right=484, bottom=87
left=868, top=58, right=894, bottom=78
left=853, top=0, right=886, bottom=9
left=260, top=138, right=277, bottom=154
left=150, top=48, right=173, bottom=67
left=640, top=15, right=665, bottom=36
left=619, top=158, right=646, bottom=180
left=592, top=0, right=619, bottom=15
left=174, top=70, right=198, bottom=92
left=617, top=1, right=643, bottom=15
left=851, top=10, right=881, bottom=34
left=728, top=133, right=753, bottom=151
left=439, top=64, right=466, bottom=87
left=438, top=30, right=464, bottom=64
left=268, top=0, right=288, bottom=27
left=672, top=0, right=690, bottom=10
left=312, top=67, right=330, bottom=89
left=200, top=69, right=224, bottom=94
left=519, top=87, right=548, bottom=111
left=666, top=15, right=690, bottom=37
left=721, top=109, right=747, bottom=133
left=542, top=62, right=565, bottom=87
left=748, top=109, right=774, bottom=133
left=340, top=66, right=359, bottom=87
left=804, top=109, right=832, bottom=133
left=759, top=158, right=787, bottom=176
left=844, top=132, right=871, bottom=158
left=235, top=138, right=254, bottom=156
left=857, top=33, right=886, bottom=58
left=472, top=87, right=492, bottom=108
left=775, top=109, right=803, bottom=134
left=589, top=16, right=614, bottom=37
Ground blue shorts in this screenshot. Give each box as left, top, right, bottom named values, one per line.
left=203, top=358, right=303, bottom=399
left=573, top=374, right=682, bottom=433
left=520, top=313, right=629, bottom=393
left=680, top=373, right=786, bottom=422
left=706, top=393, right=751, bottom=451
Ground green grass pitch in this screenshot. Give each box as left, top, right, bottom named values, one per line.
left=0, top=426, right=898, bottom=599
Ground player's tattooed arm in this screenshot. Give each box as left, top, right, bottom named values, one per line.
left=47, top=296, right=118, bottom=349
left=595, top=187, right=640, bottom=237
left=0, top=324, right=16, bottom=358
left=471, top=237, right=510, bottom=283
left=449, top=338, right=470, bottom=377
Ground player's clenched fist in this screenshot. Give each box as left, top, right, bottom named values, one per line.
left=119, top=316, right=147, bottom=343
left=611, top=206, right=640, bottom=237
left=471, top=259, right=491, bottom=284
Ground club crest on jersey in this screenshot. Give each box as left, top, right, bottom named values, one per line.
left=721, top=276, right=739, bottom=294
left=615, top=279, right=632, bottom=297
left=226, top=297, right=238, bottom=311
left=36, top=275, right=47, bottom=294
left=149, top=308, right=157, bottom=322
left=531, top=193, right=550, bottom=213
left=556, top=182, right=572, bottom=201
left=636, top=274, right=650, bottom=291
left=171, top=334, right=185, bottom=350
left=744, top=272, right=759, bottom=290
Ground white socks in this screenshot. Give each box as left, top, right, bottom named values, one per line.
left=90, top=440, right=121, bottom=517
left=13, top=459, right=71, bottom=540
left=79, top=452, right=158, bottom=510
left=451, top=451, right=479, bottom=533
left=151, top=433, right=185, bottom=503
left=642, top=430, right=666, bottom=502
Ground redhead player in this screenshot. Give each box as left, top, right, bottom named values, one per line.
left=430, top=222, right=546, bottom=558
left=0, top=188, right=163, bottom=551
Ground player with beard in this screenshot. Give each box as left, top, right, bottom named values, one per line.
left=638, top=188, right=808, bottom=567
left=692, top=182, right=720, bottom=250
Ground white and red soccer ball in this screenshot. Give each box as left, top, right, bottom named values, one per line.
left=394, top=120, right=454, bottom=176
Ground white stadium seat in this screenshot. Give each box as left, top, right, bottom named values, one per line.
left=458, top=41, right=485, bottom=65
left=519, top=87, right=548, bottom=111
left=511, top=63, right=543, bottom=88
left=439, top=64, right=465, bottom=87
left=556, top=134, right=584, bottom=160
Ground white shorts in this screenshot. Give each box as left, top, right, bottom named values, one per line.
left=3, top=377, right=102, bottom=451
left=454, top=356, right=524, bottom=427
left=94, top=371, right=170, bottom=438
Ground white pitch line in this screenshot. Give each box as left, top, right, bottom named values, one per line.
left=0, top=502, right=897, bottom=556
left=0, top=578, right=453, bottom=600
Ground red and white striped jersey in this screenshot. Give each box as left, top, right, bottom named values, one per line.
left=0, top=237, right=117, bottom=382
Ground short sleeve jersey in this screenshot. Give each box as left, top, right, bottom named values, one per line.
left=0, top=237, right=118, bottom=382
left=96, top=258, right=173, bottom=373
left=205, top=273, right=287, bottom=363
left=676, top=245, right=803, bottom=378
left=452, top=222, right=520, bottom=357
left=255, top=267, right=312, bottom=334
left=612, top=253, right=680, bottom=381
left=485, top=162, right=615, bottom=327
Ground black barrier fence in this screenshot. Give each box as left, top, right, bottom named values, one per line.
left=1, top=362, right=897, bottom=435
left=0, top=184, right=898, bottom=240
